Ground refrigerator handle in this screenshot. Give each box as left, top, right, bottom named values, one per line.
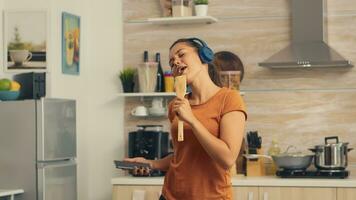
left=37, top=159, right=76, bottom=169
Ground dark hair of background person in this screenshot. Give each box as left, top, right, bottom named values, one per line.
left=213, top=51, right=245, bottom=82
left=170, top=38, right=222, bottom=87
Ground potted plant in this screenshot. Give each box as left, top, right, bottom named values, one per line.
left=118, top=68, right=136, bottom=93
left=194, top=0, right=208, bottom=16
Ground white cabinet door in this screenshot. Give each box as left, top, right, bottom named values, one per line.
left=337, top=188, right=356, bottom=200
left=259, top=187, right=336, bottom=200
left=233, top=187, right=259, bottom=200
left=112, top=186, right=162, bottom=200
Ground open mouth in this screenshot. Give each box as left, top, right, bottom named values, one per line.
left=178, top=66, right=187, bottom=74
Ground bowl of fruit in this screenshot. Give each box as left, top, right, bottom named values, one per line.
left=0, top=78, right=21, bottom=101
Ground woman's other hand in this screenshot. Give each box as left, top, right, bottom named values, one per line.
left=172, top=97, right=196, bottom=125
left=123, top=157, right=153, bottom=176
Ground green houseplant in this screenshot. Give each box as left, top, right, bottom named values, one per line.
left=194, top=0, right=208, bottom=5
left=119, top=68, right=136, bottom=93
left=194, top=0, right=208, bottom=16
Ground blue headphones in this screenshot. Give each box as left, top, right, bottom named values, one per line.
left=187, top=38, right=214, bottom=64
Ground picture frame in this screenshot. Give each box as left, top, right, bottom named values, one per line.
left=62, top=12, right=80, bottom=75
left=3, top=10, right=48, bottom=72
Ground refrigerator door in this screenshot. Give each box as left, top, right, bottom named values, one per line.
left=37, top=98, right=76, bottom=161
left=0, top=100, right=38, bottom=200
left=37, top=160, right=77, bottom=200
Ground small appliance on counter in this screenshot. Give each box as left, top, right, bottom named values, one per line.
left=13, top=72, right=46, bottom=100
left=128, top=125, right=169, bottom=176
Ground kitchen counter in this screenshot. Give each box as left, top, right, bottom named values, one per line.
left=111, top=174, right=356, bottom=188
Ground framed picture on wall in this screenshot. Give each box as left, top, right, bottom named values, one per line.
left=62, top=12, right=80, bottom=75
left=3, top=10, right=48, bottom=72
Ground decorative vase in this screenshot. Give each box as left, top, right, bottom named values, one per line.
left=122, top=82, right=135, bottom=93
left=195, top=4, right=208, bottom=16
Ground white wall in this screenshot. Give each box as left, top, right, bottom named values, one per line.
left=86, top=0, right=124, bottom=199
left=48, top=0, right=90, bottom=199
left=1, top=0, right=124, bottom=199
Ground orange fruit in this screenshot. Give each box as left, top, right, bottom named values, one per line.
left=10, top=81, right=21, bottom=91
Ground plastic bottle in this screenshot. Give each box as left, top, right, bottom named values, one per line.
left=268, top=140, right=281, bottom=174
left=155, top=53, right=165, bottom=92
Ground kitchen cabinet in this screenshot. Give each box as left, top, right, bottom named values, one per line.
left=112, top=185, right=356, bottom=200
left=112, top=185, right=162, bottom=200
left=233, top=187, right=259, bottom=200
left=337, top=188, right=356, bottom=200
left=259, top=187, right=336, bottom=200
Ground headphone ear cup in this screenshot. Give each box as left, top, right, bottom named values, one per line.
left=199, top=46, right=214, bottom=63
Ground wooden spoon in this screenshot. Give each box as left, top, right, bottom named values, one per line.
left=174, top=75, right=186, bottom=142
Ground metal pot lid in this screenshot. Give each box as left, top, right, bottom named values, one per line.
left=314, top=136, right=349, bottom=148
left=314, top=142, right=349, bottom=148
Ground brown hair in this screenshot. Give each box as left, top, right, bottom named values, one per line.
left=170, top=38, right=222, bottom=87
left=213, top=51, right=245, bottom=82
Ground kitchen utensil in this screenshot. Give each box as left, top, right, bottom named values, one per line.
left=245, top=148, right=266, bottom=176
left=175, top=75, right=186, bottom=142
left=244, top=145, right=314, bottom=170
left=272, top=145, right=314, bottom=170
left=243, top=154, right=272, bottom=160
left=309, top=136, right=353, bottom=170
left=272, top=153, right=313, bottom=170
left=247, top=131, right=261, bottom=149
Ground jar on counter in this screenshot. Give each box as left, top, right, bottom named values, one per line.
left=172, top=0, right=193, bottom=17
left=164, top=71, right=174, bottom=92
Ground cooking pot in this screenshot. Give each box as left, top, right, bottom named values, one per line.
left=244, top=146, right=314, bottom=170
left=309, top=136, right=353, bottom=170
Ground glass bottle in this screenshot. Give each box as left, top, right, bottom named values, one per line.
left=143, top=50, right=148, bottom=62
left=155, top=53, right=165, bottom=92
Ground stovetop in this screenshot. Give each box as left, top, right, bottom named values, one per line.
left=276, top=169, right=349, bottom=179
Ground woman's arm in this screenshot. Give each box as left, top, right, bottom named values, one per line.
left=152, top=153, right=173, bottom=171
left=173, top=97, right=245, bottom=170
left=124, top=153, right=173, bottom=172
left=189, top=111, right=245, bottom=170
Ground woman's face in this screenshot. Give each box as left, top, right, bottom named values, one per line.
left=169, top=42, right=204, bottom=84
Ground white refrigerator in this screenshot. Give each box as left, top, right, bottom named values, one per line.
left=0, top=98, right=77, bottom=200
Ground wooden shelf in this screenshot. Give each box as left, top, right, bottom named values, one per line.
left=117, top=92, right=176, bottom=97
left=147, top=16, right=218, bottom=25
left=118, top=92, right=245, bottom=97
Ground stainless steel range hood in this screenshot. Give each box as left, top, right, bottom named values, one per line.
left=259, top=0, right=353, bottom=68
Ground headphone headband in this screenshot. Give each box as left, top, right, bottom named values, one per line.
left=187, top=37, right=208, bottom=48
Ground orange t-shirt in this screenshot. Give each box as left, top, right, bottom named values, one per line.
left=162, top=87, right=247, bottom=200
